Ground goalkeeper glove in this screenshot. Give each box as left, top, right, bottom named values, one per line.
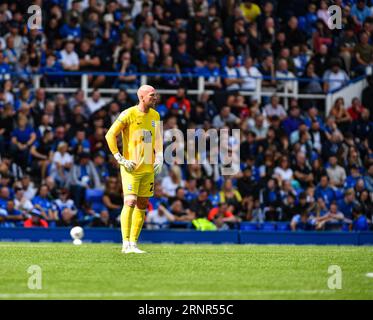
left=114, top=153, right=136, bottom=173
left=154, top=152, right=163, bottom=176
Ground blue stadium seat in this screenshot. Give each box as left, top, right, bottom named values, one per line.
left=240, top=222, right=258, bottom=231
left=277, top=222, right=291, bottom=231
left=85, top=189, right=104, bottom=203
left=261, top=222, right=277, bottom=232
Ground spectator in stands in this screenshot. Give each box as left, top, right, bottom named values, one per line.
left=238, top=56, right=261, bottom=92
left=161, top=166, right=185, bottom=198
left=328, top=97, right=351, bottom=132
left=102, top=176, right=122, bottom=224
left=315, top=202, right=344, bottom=230
left=166, top=87, right=191, bottom=116
left=10, top=115, right=36, bottom=170
left=146, top=204, right=175, bottom=229
left=24, top=208, right=49, bottom=228
left=263, top=95, right=287, bottom=120
left=326, top=155, right=346, bottom=188
left=32, top=185, right=58, bottom=223
left=364, top=163, right=373, bottom=193
left=198, top=56, right=222, bottom=90
left=86, top=90, right=106, bottom=115
left=338, top=26, right=358, bottom=74
left=223, top=55, right=242, bottom=91
left=30, top=130, right=54, bottom=182
left=348, top=97, right=365, bottom=121
left=59, top=41, right=80, bottom=72
left=362, top=76, right=373, bottom=120
left=68, top=152, right=101, bottom=206
left=258, top=54, right=276, bottom=89
left=4, top=199, right=23, bottom=227
left=351, top=0, right=372, bottom=28
left=55, top=188, right=78, bottom=227
left=323, top=59, right=350, bottom=93
left=276, top=58, right=297, bottom=93
left=189, top=189, right=212, bottom=219
left=354, top=31, right=373, bottom=75
left=337, top=189, right=357, bottom=222
left=300, top=61, right=323, bottom=96
left=212, top=106, right=240, bottom=129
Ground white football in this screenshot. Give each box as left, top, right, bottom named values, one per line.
left=70, top=226, right=84, bottom=240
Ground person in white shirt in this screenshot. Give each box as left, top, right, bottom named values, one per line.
left=59, top=41, right=79, bottom=71
left=223, top=55, right=243, bottom=91
left=274, top=156, right=294, bottom=187
left=86, top=90, right=106, bottom=114
left=14, top=187, right=33, bottom=213
left=322, top=60, right=349, bottom=92
left=275, top=58, right=297, bottom=93
left=263, top=94, right=287, bottom=120
left=51, top=142, right=73, bottom=186
left=161, top=166, right=185, bottom=198
left=239, top=57, right=262, bottom=91
left=146, top=204, right=175, bottom=229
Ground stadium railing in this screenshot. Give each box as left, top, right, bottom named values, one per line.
left=21, top=71, right=365, bottom=111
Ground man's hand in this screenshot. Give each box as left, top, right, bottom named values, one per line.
left=154, top=152, right=163, bottom=176
left=114, top=153, right=136, bottom=172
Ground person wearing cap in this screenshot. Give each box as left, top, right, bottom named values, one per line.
left=24, top=208, right=49, bottom=228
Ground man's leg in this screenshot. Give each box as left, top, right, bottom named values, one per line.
left=129, top=197, right=148, bottom=252
left=121, top=194, right=137, bottom=253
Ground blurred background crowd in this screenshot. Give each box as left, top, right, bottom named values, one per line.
left=0, top=0, right=373, bottom=231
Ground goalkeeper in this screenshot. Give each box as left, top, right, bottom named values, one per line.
left=105, top=85, right=163, bottom=254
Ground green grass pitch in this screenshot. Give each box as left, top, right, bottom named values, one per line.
left=0, top=242, right=373, bottom=300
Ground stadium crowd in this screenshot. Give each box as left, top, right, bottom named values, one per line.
left=0, top=0, right=373, bottom=231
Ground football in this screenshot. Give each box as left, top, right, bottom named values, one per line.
left=70, top=227, right=84, bottom=241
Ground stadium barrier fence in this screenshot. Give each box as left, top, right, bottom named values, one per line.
left=1, top=227, right=372, bottom=245
left=6, top=70, right=365, bottom=111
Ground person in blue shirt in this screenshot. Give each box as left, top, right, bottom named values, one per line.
left=10, top=115, right=37, bottom=169
left=0, top=186, right=10, bottom=209
left=337, top=188, right=356, bottom=221
left=59, top=17, right=81, bottom=40
left=32, top=184, right=58, bottom=223
left=115, top=51, right=138, bottom=101
left=5, top=199, right=24, bottom=227
left=0, top=51, right=11, bottom=83
left=149, top=182, right=168, bottom=212
left=315, top=175, right=335, bottom=208
left=351, top=0, right=372, bottom=27
left=69, top=129, right=91, bottom=154
left=195, top=56, right=222, bottom=90
left=344, top=165, right=363, bottom=189
left=39, top=54, right=65, bottom=87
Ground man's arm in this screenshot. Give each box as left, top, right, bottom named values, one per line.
left=105, top=117, right=125, bottom=155
left=153, top=114, right=163, bottom=176
left=105, top=112, right=136, bottom=172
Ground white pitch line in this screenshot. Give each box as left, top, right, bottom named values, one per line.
left=1, top=290, right=373, bottom=299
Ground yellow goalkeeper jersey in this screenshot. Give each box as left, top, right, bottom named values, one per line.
left=109, top=106, right=162, bottom=174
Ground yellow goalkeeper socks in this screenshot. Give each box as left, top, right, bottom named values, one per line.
left=129, top=207, right=146, bottom=243
left=121, top=205, right=135, bottom=243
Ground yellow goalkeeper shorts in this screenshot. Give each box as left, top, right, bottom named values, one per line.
left=120, top=167, right=154, bottom=198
